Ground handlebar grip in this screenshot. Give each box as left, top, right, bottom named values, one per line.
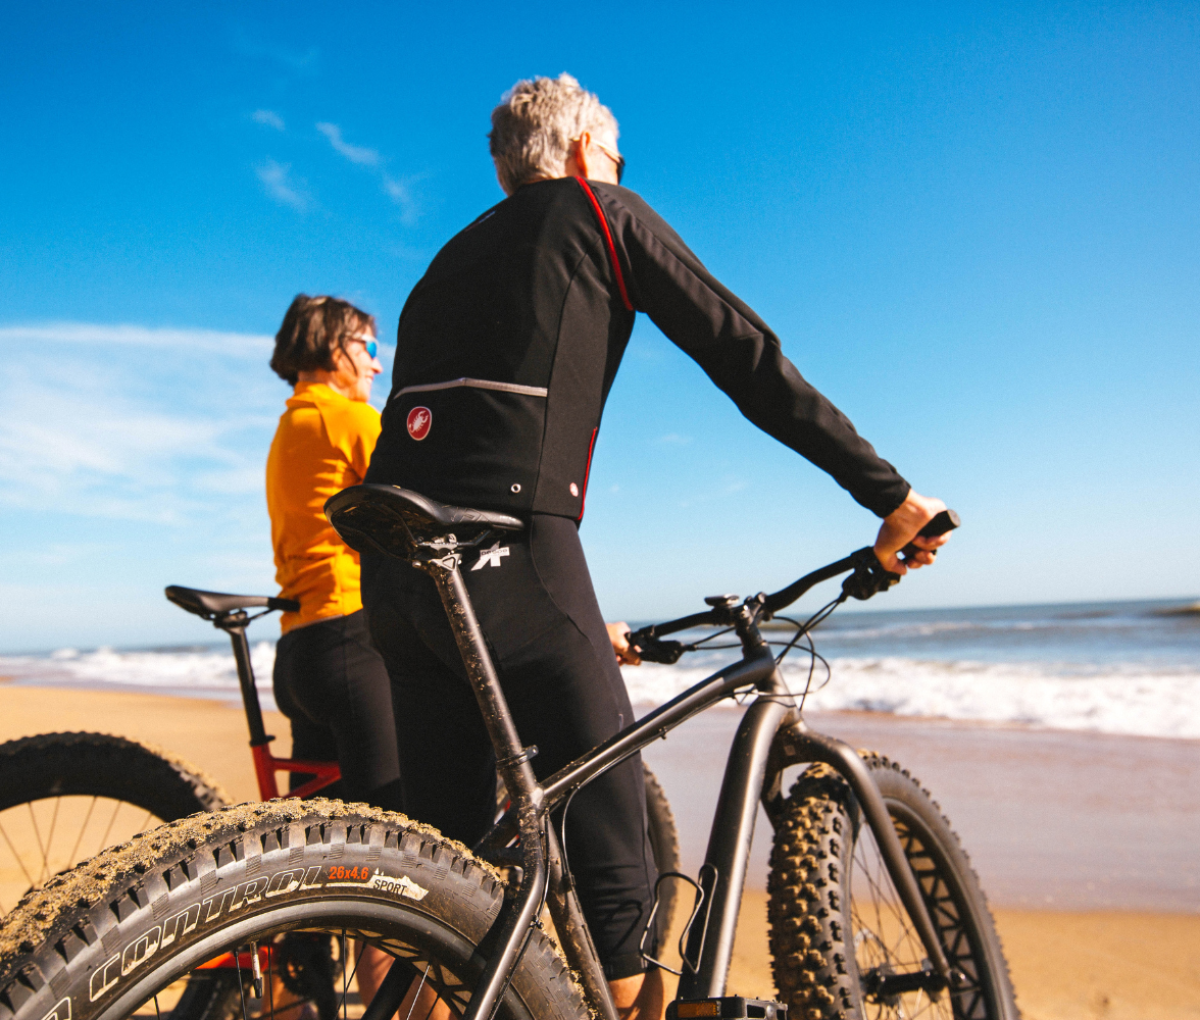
left=920, top=509, right=961, bottom=537
left=900, top=509, right=961, bottom=558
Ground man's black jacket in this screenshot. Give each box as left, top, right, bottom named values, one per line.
left=367, top=177, right=910, bottom=520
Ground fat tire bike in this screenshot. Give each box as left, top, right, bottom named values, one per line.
left=0, top=580, right=680, bottom=1020
left=0, top=484, right=1017, bottom=1020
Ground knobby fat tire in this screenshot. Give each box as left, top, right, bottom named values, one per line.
left=0, top=733, right=228, bottom=824
left=767, top=756, right=1019, bottom=1020
left=0, top=732, right=228, bottom=915
left=0, top=799, right=589, bottom=1020
left=0, top=733, right=240, bottom=1020
left=641, top=764, right=681, bottom=949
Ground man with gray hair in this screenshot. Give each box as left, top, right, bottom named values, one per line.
left=364, top=73, right=949, bottom=1020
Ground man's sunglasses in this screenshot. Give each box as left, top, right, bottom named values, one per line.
left=348, top=334, right=379, bottom=359
left=593, top=140, right=626, bottom=185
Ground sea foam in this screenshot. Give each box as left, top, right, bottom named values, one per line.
left=3, top=640, right=1198, bottom=740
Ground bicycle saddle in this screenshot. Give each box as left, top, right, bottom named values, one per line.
left=325, top=484, right=525, bottom=559
left=165, top=585, right=300, bottom=619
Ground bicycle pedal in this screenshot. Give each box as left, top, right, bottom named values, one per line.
left=667, top=996, right=787, bottom=1019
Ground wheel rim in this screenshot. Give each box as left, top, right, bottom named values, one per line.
left=106, top=902, right=530, bottom=1020
left=0, top=796, right=161, bottom=914
left=846, top=804, right=992, bottom=1020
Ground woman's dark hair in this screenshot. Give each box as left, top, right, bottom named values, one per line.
left=270, top=294, right=377, bottom=386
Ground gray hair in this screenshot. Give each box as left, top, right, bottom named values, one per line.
left=489, top=73, right=619, bottom=195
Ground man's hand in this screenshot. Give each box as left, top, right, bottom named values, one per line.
left=874, top=490, right=952, bottom=574
left=606, top=622, right=642, bottom=665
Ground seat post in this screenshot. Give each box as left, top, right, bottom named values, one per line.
left=218, top=616, right=271, bottom=748
left=419, top=554, right=548, bottom=1020
left=422, top=559, right=538, bottom=799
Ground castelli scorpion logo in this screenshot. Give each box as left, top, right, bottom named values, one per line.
left=407, top=406, right=432, bottom=441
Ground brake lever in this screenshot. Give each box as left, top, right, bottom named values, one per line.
left=845, top=509, right=962, bottom=600
left=841, top=547, right=901, bottom=601
left=628, top=631, right=686, bottom=665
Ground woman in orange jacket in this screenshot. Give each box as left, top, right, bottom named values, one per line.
left=266, top=294, right=401, bottom=810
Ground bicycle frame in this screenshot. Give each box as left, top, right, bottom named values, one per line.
left=214, top=613, right=342, bottom=801
left=367, top=540, right=957, bottom=1020
left=153, top=601, right=346, bottom=977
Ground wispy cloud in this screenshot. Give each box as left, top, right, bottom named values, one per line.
left=252, top=109, right=285, bottom=131
left=655, top=432, right=693, bottom=446
left=0, top=323, right=281, bottom=524
left=316, top=122, right=423, bottom=222
left=677, top=476, right=749, bottom=508
left=255, top=159, right=309, bottom=211
left=233, top=31, right=319, bottom=72
left=382, top=174, right=421, bottom=224
left=0, top=322, right=272, bottom=357
left=316, top=122, right=380, bottom=167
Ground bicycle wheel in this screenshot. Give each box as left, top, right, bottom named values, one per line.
left=641, top=764, right=681, bottom=948
left=768, top=756, right=1018, bottom=1020
left=0, top=733, right=239, bottom=1020
left=0, top=800, right=590, bottom=1020
left=0, top=733, right=228, bottom=916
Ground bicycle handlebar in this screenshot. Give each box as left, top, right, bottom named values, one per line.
left=630, top=510, right=961, bottom=661
left=900, top=508, right=961, bottom=558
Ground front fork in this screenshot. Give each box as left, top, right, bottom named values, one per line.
left=762, top=717, right=957, bottom=986
left=681, top=604, right=955, bottom=1000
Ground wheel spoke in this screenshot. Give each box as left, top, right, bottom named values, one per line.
left=0, top=814, right=36, bottom=890
left=403, top=962, right=431, bottom=1020
left=40, top=797, right=63, bottom=884
left=97, top=797, right=123, bottom=855
left=268, top=934, right=277, bottom=1020
left=234, top=944, right=252, bottom=1020
left=25, top=802, right=50, bottom=888
left=66, top=796, right=99, bottom=871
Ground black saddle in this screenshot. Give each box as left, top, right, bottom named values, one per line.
left=165, top=585, right=300, bottom=620
left=324, top=484, right=524, bottom=560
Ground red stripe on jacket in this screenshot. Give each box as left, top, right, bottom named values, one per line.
left=575, top=178, right=634, bottom=312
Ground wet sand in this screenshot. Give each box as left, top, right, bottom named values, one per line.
left=642, top=708, right=1200, bottom=911
left=2, top=687, right=1199, bottom=1018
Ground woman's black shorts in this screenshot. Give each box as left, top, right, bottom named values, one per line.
left=272, top=609, right=402, bottom=808
left=362, top=513, right=657, bottom=981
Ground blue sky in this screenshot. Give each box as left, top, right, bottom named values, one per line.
left=1, top=3, right=1197, bottom=652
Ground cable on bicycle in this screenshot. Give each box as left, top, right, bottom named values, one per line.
left=765, top=592, right=843, bottom=710
left=556, top=784, right=582, bottom=893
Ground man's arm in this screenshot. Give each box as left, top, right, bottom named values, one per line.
left=596, top=184, right=911, bottom=520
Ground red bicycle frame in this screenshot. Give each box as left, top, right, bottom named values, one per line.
left=221, top=614, right=344, bottom=800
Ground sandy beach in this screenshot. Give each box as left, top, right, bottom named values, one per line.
left=2, top=685, right=1198, bottom=1019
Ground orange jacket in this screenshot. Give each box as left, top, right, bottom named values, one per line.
left=266, top=383, right=381, bottom=633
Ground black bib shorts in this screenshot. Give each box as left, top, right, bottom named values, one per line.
left=272, top=609, right=403, bottom=808
left=362, top=513, right=657, bottom=981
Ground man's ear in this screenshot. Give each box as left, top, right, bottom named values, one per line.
left=578, top=132, right=593, bottom=177
left=566, top=132, right=590, bottom=179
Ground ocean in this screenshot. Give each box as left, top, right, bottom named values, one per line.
left=2, top=598, right=1197, bottom=740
